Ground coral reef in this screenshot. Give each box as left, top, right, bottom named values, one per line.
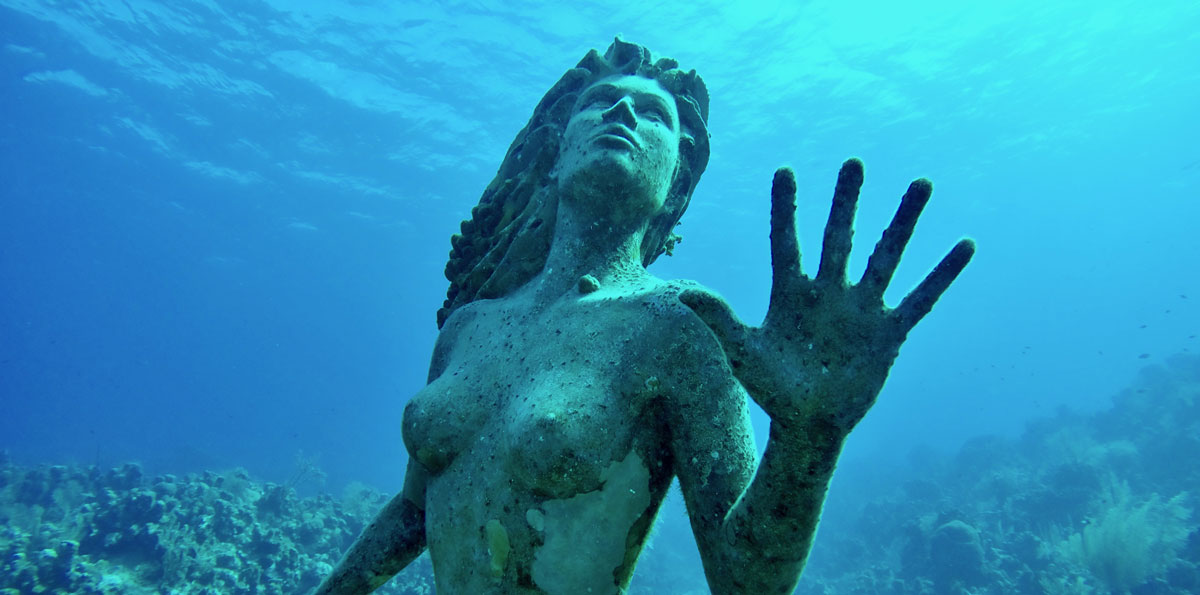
left=787, top=354, right=1200, bottom=594
left=0, top=457, right=433, bottom=594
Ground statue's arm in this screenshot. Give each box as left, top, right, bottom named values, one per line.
left=312, top=459, right=428, bottom=594
left=662, top=313, right=832, bottom=594
left=669, top=159, right=973, bottom=592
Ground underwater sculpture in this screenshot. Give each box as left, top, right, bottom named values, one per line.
left=315, top=38, right=973, bottom=594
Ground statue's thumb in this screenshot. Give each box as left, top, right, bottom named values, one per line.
left=678, top=289, right=747, bottom=352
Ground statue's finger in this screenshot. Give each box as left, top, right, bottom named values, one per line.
left=895, top=239, right=975, bottom=330
left=679, top=288, right=748, bottom=354
left=816, top=158, right=864, bottom=285
left=770, top=168, right=801, bottom=300
left=860, top=179, right=933, bottom=300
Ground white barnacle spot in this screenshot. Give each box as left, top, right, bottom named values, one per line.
left=532, top=451, right=651, bottom=593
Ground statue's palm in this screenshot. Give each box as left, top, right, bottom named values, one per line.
left=681, top=159, right=974, bottom=433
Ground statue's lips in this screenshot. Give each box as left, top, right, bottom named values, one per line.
left=591, top=126, right=638, bottom=149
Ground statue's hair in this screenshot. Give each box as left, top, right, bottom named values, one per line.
left=437, top=38, right=710, bottom=328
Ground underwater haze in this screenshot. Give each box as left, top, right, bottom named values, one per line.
left=2, top=0, right=1199, bottom=593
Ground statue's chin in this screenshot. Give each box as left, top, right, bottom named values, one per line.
left=558, top=167, right=663, bottom=225
left=557, top=151, right=665, bottom=217
left=558, top=144, right=633, bottom=182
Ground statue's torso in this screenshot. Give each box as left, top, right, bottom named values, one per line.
left=402, top=279, right=685, bottom=593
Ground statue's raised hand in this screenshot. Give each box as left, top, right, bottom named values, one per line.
left=680, top=158, right=974, bottom=435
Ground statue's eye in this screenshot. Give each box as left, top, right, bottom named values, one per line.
left=580, top=92, right=617, bottom=111
left=642, top=106, right=667, bottom=122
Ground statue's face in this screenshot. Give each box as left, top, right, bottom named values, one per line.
left=555, top=75, right=682, bottom=221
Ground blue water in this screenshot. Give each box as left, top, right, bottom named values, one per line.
left=2, top=0, right=1198, bottom=590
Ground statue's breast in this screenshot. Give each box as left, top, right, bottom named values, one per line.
left=501, top=364, right=636, bottom=499
left=401, top=370, right=492, bottom=474
left=402, top=345, right=642, bottom=494
left=402, top=303, right=524, bottom=474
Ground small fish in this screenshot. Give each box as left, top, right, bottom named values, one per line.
left=1138, top=353, right=1150, bottom=359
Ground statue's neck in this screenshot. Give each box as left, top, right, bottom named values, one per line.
left=527, top=198, right=650, bottom=303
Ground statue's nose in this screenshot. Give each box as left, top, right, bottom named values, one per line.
left=601, top=96, right=637, bottom=128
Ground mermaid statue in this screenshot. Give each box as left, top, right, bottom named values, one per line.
left=315, top=38, right=974, bottom=594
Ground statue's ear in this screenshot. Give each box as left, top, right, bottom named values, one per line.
left=641, top=163, right=693, bottom=266
left=666, top=161, right=692, bottom=215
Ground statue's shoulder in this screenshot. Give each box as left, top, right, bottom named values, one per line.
left=638, top=277, right=729, bottom=336
left=635, top=277, right=736, bottom=379
left=653, top=278, right=722, bottom=300
left=433, top=298, right=495, bottom=347
left=640, top=277, right=723, bottom=311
